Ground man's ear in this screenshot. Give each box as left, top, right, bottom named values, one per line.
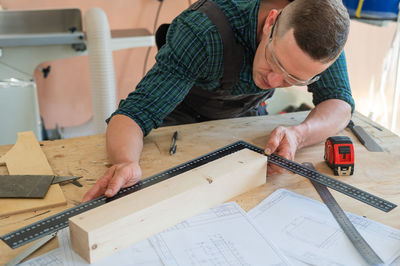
left=263, top=9, right=279, bottom=35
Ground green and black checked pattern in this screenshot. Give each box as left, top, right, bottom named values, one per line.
left=109, top=0, right=354, bottom=136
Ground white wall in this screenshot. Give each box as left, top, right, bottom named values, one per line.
left=345, top=19, right=399, bottom=134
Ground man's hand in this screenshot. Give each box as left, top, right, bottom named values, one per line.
left=82, top=162, right=142, bottom=202
left=264, top=100, right=352, bottom=176
left=82, top=114, right=145, bottom=202
left=264, top=125, right=302, bottom=176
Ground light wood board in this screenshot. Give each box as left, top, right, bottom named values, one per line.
left=69, top=148, right=267, bottom=263
left=0, top=131, right=66, bottom=217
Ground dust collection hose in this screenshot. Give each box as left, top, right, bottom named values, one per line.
left=84, top=8, right=117, bottom=134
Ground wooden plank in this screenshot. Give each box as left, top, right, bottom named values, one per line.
left=69, top=148, right=267, bottom=263
left=0, top=131, right=66, bottom=217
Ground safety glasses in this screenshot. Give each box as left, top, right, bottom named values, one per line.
left=265, top=12, right=320, bottom=86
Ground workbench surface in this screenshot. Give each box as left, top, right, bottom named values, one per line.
left=0, top=111, right=399, bottom=264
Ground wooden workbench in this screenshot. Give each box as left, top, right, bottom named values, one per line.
left=0, top=111, right=399, bottom=264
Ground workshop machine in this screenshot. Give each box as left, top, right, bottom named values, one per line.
left=0, top=8, right=153, bottom=145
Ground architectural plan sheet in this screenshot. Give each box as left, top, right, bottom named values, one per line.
left=248, top=189, right=400, bottom=266
left=149, top=201, right=291, bottom=266
left=20, top=227, right=163, bottom=266
left=20, top=247, right=63, bottom=266
left=18, top=189, right=400, bottom=266
left=18, top=202, right=289, bottom=266
left=57, top=227, right=163, bottom=266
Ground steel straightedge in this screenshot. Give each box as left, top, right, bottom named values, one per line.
left=0, top=141, right=396, bottom=250
left=302, top=162, right=383, bottom=265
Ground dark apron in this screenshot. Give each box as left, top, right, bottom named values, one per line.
left=162, top=0, right=274, bottom=126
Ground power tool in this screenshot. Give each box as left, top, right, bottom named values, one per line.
left=324, top=136, right=354, bottom=176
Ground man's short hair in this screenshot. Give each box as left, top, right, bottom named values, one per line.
left=278, top=0, right=350, bottom=63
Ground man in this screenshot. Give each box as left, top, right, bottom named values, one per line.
left=83, top=0, right=354, bottom=202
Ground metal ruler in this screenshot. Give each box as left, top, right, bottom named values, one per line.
left=1, top=140, right=396, bottom=250
left=5, top=233, right=57, bottom=266
left=302, top=162, right=384, bottom=266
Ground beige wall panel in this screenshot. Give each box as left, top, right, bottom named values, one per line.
left=344, top=20, right=397, bottom=133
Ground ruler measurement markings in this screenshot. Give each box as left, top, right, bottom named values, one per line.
left=266, top=153, right=394, bottom=212
left=1, top=142, right=243, bottom=248
left=1, top=141, right=396, bottom=250
left=303, top=162, right=384, bottom=265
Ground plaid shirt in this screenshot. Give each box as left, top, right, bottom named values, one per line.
left=110, top=0, right=354, bottom=136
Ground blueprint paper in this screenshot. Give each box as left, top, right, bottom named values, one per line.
left=389, top=257, right=400, bottom=266
left=248, top=189, right=400, bottom=266
left=19, top=188, right=400, bottom=266
left=18, top=227, right=162, bottom=266
left=19, top=202, right=289, bottom=266
left=19, top=247, right=63, bottom=266
left=390, top=255, right=400, bottom=266
left=149, top=201, right=291, bottom=266
left=57, top=227, right=163, bottom=266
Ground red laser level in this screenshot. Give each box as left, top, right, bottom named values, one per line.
left=324, top=136, right=354, bottom=176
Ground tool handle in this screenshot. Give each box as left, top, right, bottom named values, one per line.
left=169, top=131, right=178, bottom=155
left=347, top=120, right=355, bottom=129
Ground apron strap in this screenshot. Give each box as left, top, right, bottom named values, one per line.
left=190, top=0, right=244, bottom=90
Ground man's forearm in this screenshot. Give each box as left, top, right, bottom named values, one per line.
left=292, top=99, right=352, bottom=149
left=106, top=114, right=144, bottom=165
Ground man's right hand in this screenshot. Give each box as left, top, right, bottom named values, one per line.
left=82, top=162, right=142, bottom=202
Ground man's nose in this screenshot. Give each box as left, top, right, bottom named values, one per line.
left=267, top=72, right=285, bottom=88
